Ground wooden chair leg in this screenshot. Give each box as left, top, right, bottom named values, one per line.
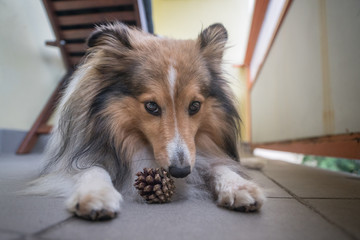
left=16, top=72, right=72, bottom=154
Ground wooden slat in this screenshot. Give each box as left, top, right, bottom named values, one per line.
left=250, top=0, right=293, bottom=90
left=61, top=28, right=94, bottom=39
left=42, top=0, right=72, bottom=69
left=69, top=56, right=84, bottom=66
left=45, top=40, right=58, bottom=47
left=53, top=0, right=133, bottom=11
left=133, top=0, right=142, bottom=29
left=244, top=0, right=269, bottom=66
left=58, top=11, right=135, bottom=26
left=37, top=124, right=53, bottom=134
left=253, top=133, right=360, bottom=160
left=65, top=43, right=87, bottom=52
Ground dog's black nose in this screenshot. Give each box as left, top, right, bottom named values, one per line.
left=168, top=165, right=191, bottom=178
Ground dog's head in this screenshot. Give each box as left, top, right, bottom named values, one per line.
left=84, top=23, right=239, bottom=178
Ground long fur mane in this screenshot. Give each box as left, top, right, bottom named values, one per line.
left=41, top=22, right=241, bottom=192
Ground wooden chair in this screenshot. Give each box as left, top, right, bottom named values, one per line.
left=17, top=0, right=149, bottom=154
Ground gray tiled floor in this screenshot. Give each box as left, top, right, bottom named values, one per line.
left=0, top=153, right=359, bottom=240
left=264, top=160, right=360, bottom=198
left=307, top=199, right=360, bottom=239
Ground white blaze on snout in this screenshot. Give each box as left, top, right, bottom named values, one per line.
left=166, top=64, right=191, bottom=167
left=166, top=129, right=191, bottom=166
left=168, top=65, right=177, bottom=99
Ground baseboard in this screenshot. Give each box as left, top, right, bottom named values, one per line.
left=0, top=129, right=49, bottom=154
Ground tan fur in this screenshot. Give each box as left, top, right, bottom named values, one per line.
left=32, top=23, right=264, bottom=220
left=84, top=29, right=225, bottom=170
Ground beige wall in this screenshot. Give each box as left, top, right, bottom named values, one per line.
left=153, top=0, right=253, bottom=65
left=326, top=0, right=360, bottom=135
left=0, top=0, right=65, bottom=131
left=251, top=0, right=360, bottom=143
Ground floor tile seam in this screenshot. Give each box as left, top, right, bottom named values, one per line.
left=262, top=171, right=358, bottom=240
left=266, top=197, right=293, bottom=199
left=302, top=197, right=360, bottom=200
left=18, top=234, right=54, bottom=240
left=257, top=170, right=294, bottom=199
left=31, top=217, right=75, bottom=238
left=0, top=227, right=25, bottom=237
left=344, top=178, right=360, bottom=180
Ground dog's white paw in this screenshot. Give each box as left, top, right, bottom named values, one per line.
left=66, top=186, right=123, bottom=221
left=215, top=168, right=265, bottom=212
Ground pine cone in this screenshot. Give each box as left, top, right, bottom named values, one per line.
left=134, top=168, right=175, bottom=203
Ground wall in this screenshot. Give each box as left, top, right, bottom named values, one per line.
left=152, top=0, right=253, bottom=65
left=326, top=0, right=360, bottom=135
left=251, top=0, right=360, bottom=143
left=0, top=0, right=65, bottom=131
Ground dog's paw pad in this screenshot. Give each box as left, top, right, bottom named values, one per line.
left=76, top=208, right=118, bottom=221
left=66, top=187, right=123, bottom=221
left=234, top=201, right=259, bottom=212
left=216, top=179, right=265, bottom=212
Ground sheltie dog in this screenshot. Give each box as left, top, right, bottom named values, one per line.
left=30, top=22, right=265, bottom=220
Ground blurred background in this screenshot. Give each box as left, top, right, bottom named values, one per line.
left=0, top=0, right=359, bottom=173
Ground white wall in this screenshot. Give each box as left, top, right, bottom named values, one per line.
left=0, top=0, right=65, bottom=131
left=251, top=0, right=360, bottom=143
left=326, top=0, right=360, bottom=135
left=153, top=0, right=254, bottom=65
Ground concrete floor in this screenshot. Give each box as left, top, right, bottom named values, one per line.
left=0, top=152, right=359, bottom=240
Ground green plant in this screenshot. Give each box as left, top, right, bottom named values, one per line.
left=302, top=156, right=360, bottom=175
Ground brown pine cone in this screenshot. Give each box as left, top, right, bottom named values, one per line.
left=134, top=168, right=175, bottom=203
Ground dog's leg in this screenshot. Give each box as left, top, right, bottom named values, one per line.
left=66, top=166, right=123, bottom=220
left=212, top=164, right=265, bottom=212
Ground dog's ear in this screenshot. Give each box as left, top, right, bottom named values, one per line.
left=87, top=22, right=132, bottom=49
left=198, top=23, right=228, bottom=63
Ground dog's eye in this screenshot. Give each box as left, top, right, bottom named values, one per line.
left=189, top=101, right=201, bottom=115
left=145, top=102, right=161, bottom=116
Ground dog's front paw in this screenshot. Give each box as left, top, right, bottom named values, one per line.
left=215, top=169, right=265, bottom=212
left=66, top=186, right=123, bottom=221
